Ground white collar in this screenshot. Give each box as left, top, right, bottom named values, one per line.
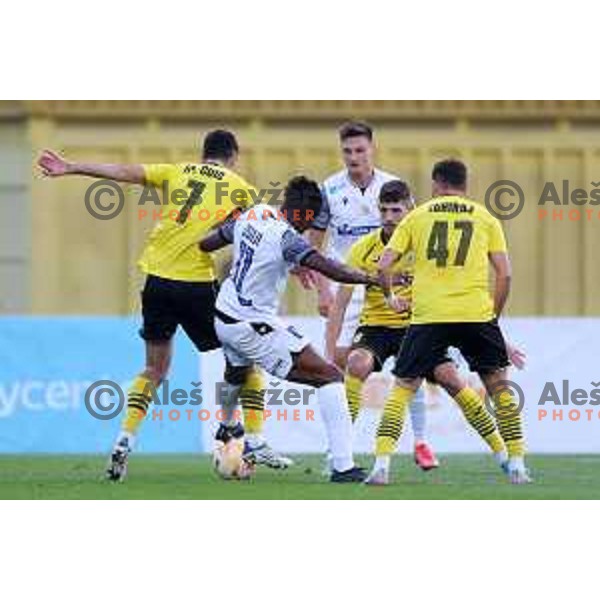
left=345, top=168, right=377, bottom=191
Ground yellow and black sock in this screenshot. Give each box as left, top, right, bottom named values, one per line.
left=121, top=375, right=156, bottom=436
left=240, top=368, right=266, bottom=436
left=454, top=387, right=506, bottom=454
left=492, top=387, right=525, bottom=458
left=345, top=374, right=363, bottom=423
left=375, top=385, right=414, bottom=456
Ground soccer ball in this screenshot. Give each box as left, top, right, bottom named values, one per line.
left=212, top=438, right=255, bottom=480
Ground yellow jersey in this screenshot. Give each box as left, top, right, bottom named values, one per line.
left=386, top=196, right=507, bottom=324
left=138, top=163, right=256, bottom=282
left=346, top=229, right=413, bottom=328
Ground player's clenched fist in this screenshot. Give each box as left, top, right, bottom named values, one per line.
left=38, top=149, right=71, bottom=177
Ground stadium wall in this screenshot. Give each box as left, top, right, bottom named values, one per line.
left=0, top=118, right=30, bottom=313
left=0, top=316, right=598, bottom=454
left=2, top=101, right=600, bottom=317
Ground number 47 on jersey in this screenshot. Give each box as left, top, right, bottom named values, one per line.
left=427, top=220, right=474, bottom=267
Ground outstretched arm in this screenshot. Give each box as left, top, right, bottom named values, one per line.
left=38, top=149, right=145, bottom=184
left=300, top=251, right=374, bottom=286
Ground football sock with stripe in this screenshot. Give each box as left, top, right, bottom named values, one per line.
left=118, top=374, right=156, bottom=446
left=492, top=386, right=525, bottom=458
left=344, top=374, right=363, bottom=423
left=240, top=368, right=266, bottom=437
left=375, top=385, right=414, bottom=456
left=453, top=387, right=506, bottom=454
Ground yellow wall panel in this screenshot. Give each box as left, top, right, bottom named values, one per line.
left=13, top=101, right=600, bottom=316
left=505, top=150, right=545, bottom=315
left=0, top=121, right=30, bottom=313
left=380, top=149, right=421, bottom=191
left=541, top=150, right=585, bottom=315
left=582, top=149, right=600, bottom=314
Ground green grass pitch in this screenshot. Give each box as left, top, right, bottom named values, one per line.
left=0, top=454, right=598, bottom=499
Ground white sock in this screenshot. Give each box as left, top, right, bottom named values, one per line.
left=410, top=386, right=427, bottom=444
left=494, top=450, right=508, bottom=467
left=317, top=382, right=354, bottom=472
left=116, top=431, right=134, bottom=450
left=508, top=456, right=525, bottom=471
left=374, top=455, right=390, bottom=471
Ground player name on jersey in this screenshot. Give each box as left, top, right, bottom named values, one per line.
left=428, top=201, right=475, bottom=214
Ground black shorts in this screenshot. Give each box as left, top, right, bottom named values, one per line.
left=139, top=275, right=221, bottom=352
left=350, top=326, right=407, bottom=372
left=393, top=319, right=509, bottom=380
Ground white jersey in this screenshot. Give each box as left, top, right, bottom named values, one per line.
left=315, top=168, right=399, bottom=261
left=216, top=204, right=315, bottom=324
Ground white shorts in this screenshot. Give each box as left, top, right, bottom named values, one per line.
left=331, top=284, right=364, bottom=348
left=215, top=317, right=310, bottom=380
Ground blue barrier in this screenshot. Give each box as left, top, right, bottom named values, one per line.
left=0, top=317, right=203, bottom=453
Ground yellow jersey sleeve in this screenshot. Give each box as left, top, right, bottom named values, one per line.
left=143, top=164, right=176, bottom=187
left=387, top=213, right=414, bottom=256
left=488, top=217, right=508, bottom=253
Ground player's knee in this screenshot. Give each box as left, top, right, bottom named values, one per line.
left=346, top=350, right=373, bottom=381
left=434, top=363, right=464, bottom=397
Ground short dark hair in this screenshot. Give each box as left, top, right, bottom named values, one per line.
left=283, top=176, right=323, bottom=221
left=379, top=180, right=412, bottom=204
left=339, top=121, right=374, bottom=142
left=202, top=129, right=239, bottom=161
left=432, top=159, right=467, bottom=188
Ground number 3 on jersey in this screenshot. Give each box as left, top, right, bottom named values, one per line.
left=427, top=220, right=473, bottom=267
